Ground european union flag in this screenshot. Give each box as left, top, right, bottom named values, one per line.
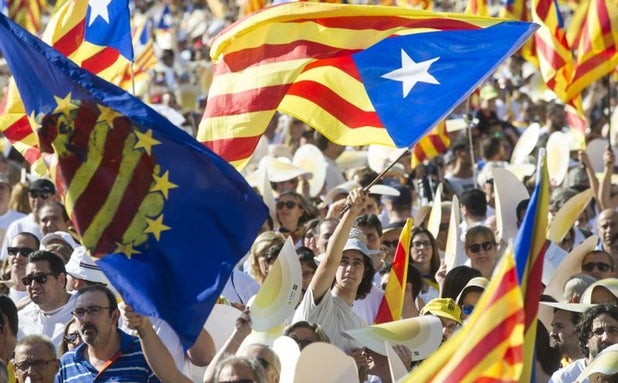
left=0, top=13, right=268, bottom=348
left=352, top=22, right=537, bottom=147
left=85, top=0, right=133, bottom=60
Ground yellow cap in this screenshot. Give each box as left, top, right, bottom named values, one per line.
left=420, top=298, right=462, bottom=324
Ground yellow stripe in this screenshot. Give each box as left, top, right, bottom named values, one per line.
left=198, top=110, right=275, bottom=141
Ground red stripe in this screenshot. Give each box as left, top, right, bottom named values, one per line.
left=81, top=47, right=121, bottom=74
left=3, top=115, right=33, bottom=141
left=534, top=36, right=567, bottom=70
left=52, top=19, right=86, bottom=57
left=524, top=241, right=547, bottom=328
left=204, top=84, right=290, bottom=117
left=291, top=15, right=481, bottom=31
left=375, top=299, right=395, bottom=324
left=203, top=135, right=262, bottom=163
left=573, top=51, right=616, bottom=82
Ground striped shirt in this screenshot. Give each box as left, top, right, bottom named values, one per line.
left=54, top=330, right=160, bottom=383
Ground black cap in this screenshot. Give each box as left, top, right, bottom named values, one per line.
left=30, top=178, right=56, bottom=193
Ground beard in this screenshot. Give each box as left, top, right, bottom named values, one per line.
left=80, top=323, right=100, bottom=346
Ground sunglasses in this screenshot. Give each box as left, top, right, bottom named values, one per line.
left=383, top=240, right=398, bottom=248
left=276, top=201, right=298, bottom=210
left=64, top=332, right=81, bottom=345
left=21, top=272, right=57, bottom=286
left=582, top=262, right=612, bottom=273
left=468, top=241, right=495, bottom=254
left=7, top=247, right=35, bottom=257
left=461, top=304, right=475, bottom=315
left=27, top=190, right=51, bottom=199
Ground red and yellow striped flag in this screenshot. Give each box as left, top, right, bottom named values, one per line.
left=566, top=0, right=618, bottom=101
left=411, top=121, right=449, bottom=169
left=7, top=0, right=45, bottom=33
left=375, top=218, right=413, bottom=324
left=118, top=18, right=157, bottom=96
left=0, top=0, right=132, bottom=165
left=403, top=249, right=524, bottom=382
left=500, top=0, right=537, bottom=66
left=465, top=0, right=487, bottom=17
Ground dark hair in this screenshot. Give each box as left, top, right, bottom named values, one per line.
left=576, top=303, right=618, bottom=356
left=28, top=250, right=66, bottom=276
left=296, top=247, right=317, bottom=271
left=38, top=201, right=70, bottom=223
left=515, top=199, right=530, bottom=223
left=356, top=257, right=376, bottom=300
left=583, top=250, right=615, bottom=269
left=535, top=319, right=561, bottom=375
left=480, top=136, right=503, bottom=160
left=441, top=266, right=482, bottom=300
left=0, top=296, right=18, bottom=336
left=351, top=168, right=379, bottom=188
left=464, top=226, right=496, bottom=250
left=283, top=321, right=330, bottom=343
left=13, top=232, right=40, bottom=249
left=460, top=189, right=487, bottom=217
left=312, top=131, right=330, bottom=151
left=75, top=285, right=118, bottom=313
left=406, top=263, right=423, bottom=301
left=410, top=227, right=440, bottom=280
left=355, top=214, right=383, bottom=237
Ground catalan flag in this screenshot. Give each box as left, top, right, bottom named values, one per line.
left=465, top=0, right=488, bottom=17
left=198, top=2, right=537, bottom=169
left=375, top=218, right=412, bottom=324
left=512, top=152, right=550, bottom=382
left=411, top=121, right=450, bottom=169
left=403, top=246, right=525, bottom=382
left=0, top=12, right=268, bottom=348
left=1, top=0, right=7, bottom=15
left=7, top=0, right=45, bottom=33
left=566, top=0, right=618, bottom=101
left=0, top=0, right=133, bottom=166
left=118, top=18, right=157, bottom=96
left=499, top=0, right=538, bottom=66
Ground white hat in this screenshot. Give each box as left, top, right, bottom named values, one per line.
left=65, top=246, right=111, bottom=285
left=455, top=277, right=489, bottom=305
left=41, top=231, right=80, bottom=250
left=343, top=237, right=380, bottom=258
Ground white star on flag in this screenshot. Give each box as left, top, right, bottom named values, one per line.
left=382, top=50, right=440, bottom=98
left=88, top=0, right=112, bottom=26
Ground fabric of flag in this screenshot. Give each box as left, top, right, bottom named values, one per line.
left=395, top=0, right=432, bottom=10
left=0, top=12, right=268, bottom=348
left=410, top=121, right=449, bottom=169
left=566, top=0, right=618, bottom=101
left=0, top=0, right=133, bottom=166
left=465, top=0, right=487, bottom=17
left=512, top=152, right=550, bottom=382
left=156, top=4, right=173, bottom=30
left=1, top=0, right=8, bottom=15
left=7, top=0, right=45, bottom=33
left=375, top=218, right=413, bottom=324
left=198, top=3, right=537, bottom=169
left=499, top=0, right=538, bottom=67
left=118, top=18, right=157, bottom=96
left=403, top=247, right=525, bottom=382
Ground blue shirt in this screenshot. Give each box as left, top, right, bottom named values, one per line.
left=55, top=329, right=161, bottom=383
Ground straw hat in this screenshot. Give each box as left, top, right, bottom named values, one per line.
left=342, top=316, right=442, bottom=359
left=294, top=343, right=359, bottom=383
left=543, top=277, right=618, bottom=313
left=575, top=343, right=618, bottom=382
left=292, top=144, right=327, bottom=198
left=546, top=131, right=570, bottom=186
left=493, top=167, right=530, bottom=244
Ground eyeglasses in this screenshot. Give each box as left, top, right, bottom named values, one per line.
left=412, top=240, right=432, bottom=249
left=7, top=247, right=35, bottom=257
left=461, top=304, right=475, bottom=315
left=72, top=306, right=112, bottom=318
left=383, top=240, right=398, bottom=248
left=276, top=200, right=298, bottom=210
left=64, top=332, right=81, bottom=345
left=13, top=359, right=56, bottom=372
left=582, top=262, right=612, bottom=273
left=468, top=241, right=495, bottom=253
left=21, top=272, right=57, bottom=286
left=27, top=190, right=51, bottom=199
left=257, top=357, right=279, bottom=374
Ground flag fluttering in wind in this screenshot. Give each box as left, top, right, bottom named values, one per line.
left=410, top=122, right=450, bottom=169
left=197, top=2, right=537, bottom=169
left=0, top=12, right=268, bottom=348
left=7, top=0, right=45, bottom=33
left=375, top=218, right=413, bottom=324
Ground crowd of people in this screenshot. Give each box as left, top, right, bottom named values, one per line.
left=0, top=0, right=617, bottom=382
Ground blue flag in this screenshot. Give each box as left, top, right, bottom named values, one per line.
left=352, top=22, right=537, bottom=147
left=85, top=0, right=133, bottom=61
left=0, top=13, right=268, bottom=348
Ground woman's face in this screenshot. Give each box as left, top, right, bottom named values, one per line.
left=288, top=326, right=319, bottom=350
left=410, top=233, right=433, bottom=268
left=465, top=234, right=497, bottom=278
left=65, top=321, right=82, bottom=351
left=276, top=195, right=304, bottom=228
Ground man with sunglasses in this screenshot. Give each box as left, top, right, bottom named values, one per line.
left=0, top=178, right=57, bottom=261
left=6, top=232, right=39, bottom=305
left=549, top=303, right=618, bottom=383
left=581, top=250, right=616, bottom=280
left=17, top=250, right=75, bottom=349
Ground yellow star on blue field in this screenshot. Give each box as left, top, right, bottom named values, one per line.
left=53, top=93, right=79, bottom=119
left=134, top=129, right=161, bottom=156
left=114, top=242, right=141, bottom=259
left=151, top=170, right=178, bottom=199
left=27, top=110, right=41, bottom=130
left=96, top=103, right=117, bottom=127
left=143, top=214, right=170, bottom=241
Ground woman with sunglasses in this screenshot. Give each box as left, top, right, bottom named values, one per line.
left=409, top=227, right=441, bottom=304
left=464, top=226, right=498, bottom=279
left=248, top=232, right=286, bottom=285
left=59, top=317, right=82, bottom=354
left=275, top=191, right=315, bottom=247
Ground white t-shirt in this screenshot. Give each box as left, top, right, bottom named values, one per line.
left=0, top=209, right=26, bottom=245
left=8, top=287, right=28, bottom=304
left=18, top=293, right=76, bottom=349
left=548, top=358, right=587, bottom=383
left=293, top=288, right=365, bottom=353
left=1, top=214, right=41, bottom=260
left=353, top=285, right=384, bottom=325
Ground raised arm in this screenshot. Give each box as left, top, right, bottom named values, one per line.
left=599, top=146, right=616, bottom=210
left=309, top=187, right=366, bottom=302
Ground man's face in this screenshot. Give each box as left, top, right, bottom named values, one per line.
left=39, top=205, right=70, bottom=235
left=28, top=189, right=53, bottom=214
left=316, top=221, right=336, bottom=254
left=9, top=234, right=37, bottom=279
left=381, top=228, right=402, bottom=263
left=13, top=342, right=59, bottom=383
left=586, top=313, right=618, bottom=359
left=550, top=309, right=580, bottom=358
left=74, top=290, right=118, bottom=348
left=24, top=261, right=64, bottom=308
left=217, top=362, right=258, bottom=383
left=597, top=210, right=618, bottom=251
left=335, top=251, right=365, bottom=292
left=358, top=226, right=381, bottom=251
left=238, top=344, right=279, bottom=383
left=582, top=252, right=615, bottom=280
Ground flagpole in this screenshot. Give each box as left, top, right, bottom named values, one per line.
left=130, top=62, right=136, bottom=96
left=607, top=74, right=612, bottom=147
left=465, top=97, right=478, bottom=188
